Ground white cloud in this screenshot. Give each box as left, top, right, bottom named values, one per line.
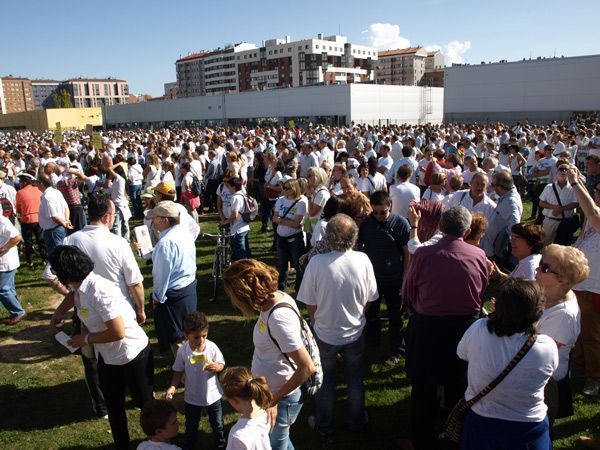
left=425, top=41, right=472, bottom=65
left=363, top=23, right=472, bottom=65
left=362, top=23, right=411, bottom=50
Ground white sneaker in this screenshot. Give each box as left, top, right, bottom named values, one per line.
left=582, top=378, right=599, bottom=397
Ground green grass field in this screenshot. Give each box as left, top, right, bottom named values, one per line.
left=0, top=207, right=598, bottom=449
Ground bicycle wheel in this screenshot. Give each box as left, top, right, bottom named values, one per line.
left=211, top=247, right=220, bottom=302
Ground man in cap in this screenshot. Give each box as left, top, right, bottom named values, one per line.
left=152, top=181, right=199, bottom=240
left=147, top=201, right=198, bottom=355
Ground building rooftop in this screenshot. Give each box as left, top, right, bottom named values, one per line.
left=63, top=77, right=126, bottom=82
left=378, top=47, right=426, bottom=57
left=31, top=79, right=61, bottom=83
left=176, top=52, right=208, bottom=63
left=1, top=76, right=31, bottom=81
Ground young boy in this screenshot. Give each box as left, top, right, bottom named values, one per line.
left=138, top=399, right=181, bottom=450
left=165, top=311, right=226, bottom=450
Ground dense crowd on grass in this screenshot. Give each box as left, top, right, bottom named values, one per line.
left=0, top=115, right=599, bottom=449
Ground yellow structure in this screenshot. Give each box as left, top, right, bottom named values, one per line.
left=0, top=107, right=102, bottom=132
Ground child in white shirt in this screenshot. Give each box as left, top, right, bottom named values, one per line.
left=220, top=367, right=272, bottom=450
left=137, top=399, right=181, bottom=450
left=165, top=312, right=226, bottom=449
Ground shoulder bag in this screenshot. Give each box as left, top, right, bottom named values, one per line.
left=551, top=183, right=580, bottom=245
left=444, top=333, right=537, bottom=443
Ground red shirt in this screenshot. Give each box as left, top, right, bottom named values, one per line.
left=15, top=184, right=42, bottom=224
left=402, top=235, right=488, bottom=316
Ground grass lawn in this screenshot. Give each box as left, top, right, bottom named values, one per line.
left=0, top=204, right=599, bottom=449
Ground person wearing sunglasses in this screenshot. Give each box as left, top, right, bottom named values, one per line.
left=535, top=244, right=589, bottom=425
left=567, top=166, right=600, bottom=398
left=538, top=159, right=579, bottom=245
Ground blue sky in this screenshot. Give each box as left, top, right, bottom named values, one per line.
left=1, top=0, right=598, bottom=96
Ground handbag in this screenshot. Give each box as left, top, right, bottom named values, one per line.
left=444, top=333, right=537, bottom=444
left=264, top=172, right=281, bottom=199
left=551, top=183, right=580, bottom=245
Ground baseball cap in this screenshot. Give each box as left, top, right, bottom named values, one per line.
left=145, top=201, right=180, bottom=219
left=155, top=181, right=176, bottom=196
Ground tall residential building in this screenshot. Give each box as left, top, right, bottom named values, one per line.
left=236, top=35, right=377, bottom=92
left=31, top=79, right=60, bottom=109
left=164, top=82, right=178, bottom=99
left=60, top=77, right=129, bottom=108
left=375, top=47, right=429, bottom=86
left=176, top=43, right=257, bottom=97
left=0, top=76, right=35, bottom=114
left=175, top=35, right=377, bottom=97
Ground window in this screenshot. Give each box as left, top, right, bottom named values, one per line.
left=316, top=45, right=319, bottom=49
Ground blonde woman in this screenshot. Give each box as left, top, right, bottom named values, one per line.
left=143, top=154, right=162, bottom=189
left=305, top=167, right=330, bottom=233
left=222, top=259, right=315, bottom=450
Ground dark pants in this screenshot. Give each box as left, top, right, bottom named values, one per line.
left=406, top=313, right=478, bottom=450
left=20, top=222, right=46, bottom=264
left=277, top=232, right=305, bottom=291
left=81, top=352, right=108, bottom=416
left=261, top=198, right=276, bottom=229
left=185, top=400, right=226, bottom=449
left=365, top=278, right=405, bottom=357
left=68, top=204, right=87, bottom=234
left=531, top=183, right=546, bottom=224
left=153, top=280, right=198, bottom=354
left=98, top=344, right=154, bottom=450
left=205, top=179, right=220, bottom=212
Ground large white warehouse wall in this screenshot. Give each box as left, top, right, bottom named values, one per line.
left=350, top=84, right=443, bottom=125
left=444, top=54, right=600, bottom=123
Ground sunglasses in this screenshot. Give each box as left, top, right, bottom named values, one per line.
left=538, top=261, right=558, bottom=275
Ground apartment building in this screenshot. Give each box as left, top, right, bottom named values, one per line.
left=235, top=34, right=377, bottom=92
left=61, top=77, right=129, bottom=108
left=31, top=79, right=60, bottom=109
left=375, top=47, right=428, bottom=86
left=176, top=43, right=257, bottom=97
left=164, top=82, right=178, bottom=99
left=0, top=76, right=35, bottom=114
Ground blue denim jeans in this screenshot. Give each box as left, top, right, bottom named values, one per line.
left=185, top=400, right=226, bottom=449
left=43, top=225, right=67, bottom=256
left=315, top=332, right=366, bottom=435
left=128, top=184, right=143, bottom=218
left=231, top=231, right=251, bottom=261
left=111, top=208, right=130, bottom=241
left=270, top=388, right=303, bottom=450
left=0, top=270, right=24, bottom=318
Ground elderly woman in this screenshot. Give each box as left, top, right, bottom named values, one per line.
left=423, top=172, right=447, bottom=201
left=464, top=213, right=488, bottom=247
left=273, top=179, right=307, bottom=291
left=457, top=278, right=558, bottom=449
left=49, top=245, right=153, bottom=450
left=567, top=167, right=600, bottom=398
left=536, top=244, right=589, bottom=422
left=490, top=223, right=546, bottom=281
left=222, top=259, right=315, bottom=450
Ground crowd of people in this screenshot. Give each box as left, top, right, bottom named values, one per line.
left=0, top=115, right=599, bottom=449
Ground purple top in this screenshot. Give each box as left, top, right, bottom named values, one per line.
left=402, top=235, right=488, bottom=316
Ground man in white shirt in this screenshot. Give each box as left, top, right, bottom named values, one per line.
left=38, top=173, right=73, bottom=255
left=298, top=214, right=378, bottom=437
left=377, top=144, right=393, bottom=176
left=390, top=165, right=420, bottom=218
left=449, top=172, right=497, bottom=220
left=0, top=215, right=24, bottom=325
left=298, top=143, right=319, bottom=179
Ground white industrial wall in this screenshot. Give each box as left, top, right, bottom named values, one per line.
left=349, top=84, right=443, bottom=125
left=104, top=84, right=442, bottom=126
left=444, top=54, right=600, bottom=123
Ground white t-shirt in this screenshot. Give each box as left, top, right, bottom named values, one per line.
left=390, top=182, right=420, bottom=218
left=172, top=340, right=225, bottom=406
left=377, top=156, right=393, bottom=174
left=217, top=184, right=233, bottom=217
left=537, top=294, right=580, bottom=381
left=448, top=189, right=497, bottom=220
left=274, top=196, right=307, bottom=238
left=0, top=215, right=20, bottom=271
left=252, top=293, right=303, bottom=393
left=137, top=441, right=181, bottom=450
left=298, top=250, right=378, bottom=346
left=509, top=253, right=541, bottom=280
left=309, top=187, right=330, bottom=218
left=230, top=192, right=251, bottom=235
left=226, top=414, right=271, bottom=450
left=539, top=183, right=578, bottom=218
left=364, top=173, right=387, bottom=195
left=39, top=187, right=68, bottom=230
left=422, top=187, right=445, bottom=202
left=457, top=319, right=558, bottom=422
left=75, top=273, right=149, bottom=365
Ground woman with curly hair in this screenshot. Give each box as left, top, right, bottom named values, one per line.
left=222, top=259, right=316, bottom=450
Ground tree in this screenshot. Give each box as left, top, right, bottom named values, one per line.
left=51, top=89, right=73, bottom=108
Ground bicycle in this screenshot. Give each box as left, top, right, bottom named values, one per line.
left=202, top=227, right=233, bottom=301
